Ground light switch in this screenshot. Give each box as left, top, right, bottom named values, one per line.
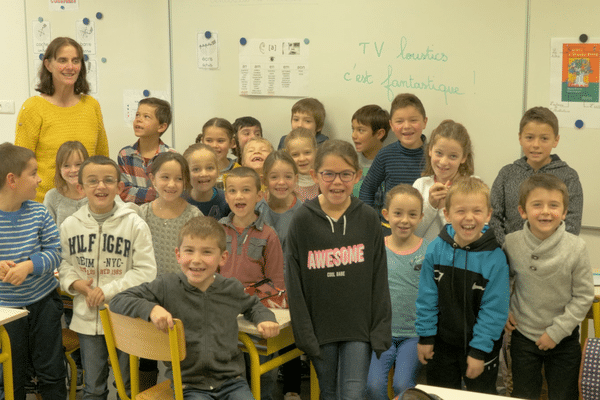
left=0, top=101, right=15, bottom=114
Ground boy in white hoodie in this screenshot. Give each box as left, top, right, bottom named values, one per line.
left=59, top=155, right=157, bottom=400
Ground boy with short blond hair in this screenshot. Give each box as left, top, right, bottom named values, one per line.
left=277, top=97, right=328, bottom=149
left=416, top=177, right=509, bottom=394
left=504, top=173, right=593, bottom=400
left=359, top=93, right=428, bottom=211
left=59, top=155, right=157, bottom=399
left=490, top=106, right=583, bottom=245
left=119, top=97, right=176, bottom=205
left=110, top=216, right=279, bottom=399
left=0, top=143, right=65, bottom=399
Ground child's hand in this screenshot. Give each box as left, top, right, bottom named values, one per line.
left=535, top=332, right=557, bottom=351
left=417, top=343, right=434, bottom=364
left=257, top=321, right=280, bottom=338
left=3, top=260, right=32, bottom=286
left=150, top=305, right=174, bottom=332
left=504, top=312, right=517, bottom=333
left=85, top=287, right=105, bottom=308
left=466, top=356, right=484, bottom=379
left=0, top=260, right=15, bottom=280
left=428, top=182, right=449, bottom=209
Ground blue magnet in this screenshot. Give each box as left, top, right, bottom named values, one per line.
left=580, top=34, right=588, bottom=43
left=304, top=38, right=310, bottom=45
left=240, top=37, right=247, bottom=46
left=96, top=12, right=103, bottom=20
left=575, top=119, right=584, bottom=129
left=83, top=18, right=90, bottom=25
left=61, top=6, right=64, bottom=9
left=39, top=54, right=43, bottom=60
left=205, top=31, right=211, bottom=39
left=143, top=90, right=150, bottom=97
left=38, top=17, right=43, bottom=22
left=101, top=57, right=107, bottom=63
left=84, top=54, right=89, bottom=61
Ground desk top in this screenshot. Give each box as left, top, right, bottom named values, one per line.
left=0, top=307, right=28, bottom=325
left=237, top=309, right=291, bottom=336
left=415, top=385, right=523, bottom=399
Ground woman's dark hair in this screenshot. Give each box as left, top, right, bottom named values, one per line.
left=36, top=37, right=89, bottom=95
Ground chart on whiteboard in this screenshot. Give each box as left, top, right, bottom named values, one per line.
left=239, top=38, right=309, bottom=97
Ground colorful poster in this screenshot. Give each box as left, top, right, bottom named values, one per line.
left=562, top=43, right=599, bottom=102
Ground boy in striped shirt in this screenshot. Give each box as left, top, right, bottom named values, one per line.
left=0, top=143, right=65, bottom=399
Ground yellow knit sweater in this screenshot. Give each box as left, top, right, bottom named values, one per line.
left=15, top=95, right=109, bottom=203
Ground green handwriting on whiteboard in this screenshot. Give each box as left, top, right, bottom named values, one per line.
left=345, top=37, right=465, bottom=104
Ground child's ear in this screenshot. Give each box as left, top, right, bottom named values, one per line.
left=375, top=128, right=386, bottom=141
left=117, top=181, right=125, bottom=195
left=157, top=123, right=168, bottom=134
left=381, top=208, right=390, bottom=222
left=5, top=173, right=16, bottom=189
left=443, top=207, right=450, bottom=223
left=219, top=250, right=229, bottom=267
left=309, top=169, right=318, bottom=184
left=518, top=205, right=527, bottom=220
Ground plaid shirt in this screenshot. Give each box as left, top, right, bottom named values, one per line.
left=118, top=140, right=176, bottom=205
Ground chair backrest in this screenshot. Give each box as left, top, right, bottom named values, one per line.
left=580, top=337, right=600, bottom=400
left=99, top=305, right=186, bottom=400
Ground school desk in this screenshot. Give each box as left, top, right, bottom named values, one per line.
left=415, top=384, right=525, bottom=399
left=237, top=308, right=306, bottom=399
left=0, top=307, right=29, bottom=400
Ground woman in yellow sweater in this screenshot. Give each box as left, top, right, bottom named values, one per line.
left=15, top=37, right=109, bottom=202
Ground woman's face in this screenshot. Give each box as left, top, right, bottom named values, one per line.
left=44, top=45, right=81, bottom=88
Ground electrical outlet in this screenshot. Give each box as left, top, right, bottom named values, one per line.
left=0, top=101, right=15, bottom=114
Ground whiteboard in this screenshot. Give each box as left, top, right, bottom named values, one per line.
left=526, top=0, right=600, bottom=227
left=170, top=0, right=527, bottom=189
left=24, top=0, right=172, bottom=160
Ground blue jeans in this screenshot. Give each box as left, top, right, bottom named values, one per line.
left=511, top=328, right=581, bottom=400
left=311, top=341, right=371, bottom=400
left=182, top=376, right=253, bottom=399
left=0, top=290, right=66, bottom=400
left=78, top=333, right=130, bottom=400
left=366, top=337, right=421, bottom=399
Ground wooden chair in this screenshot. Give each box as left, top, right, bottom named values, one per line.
left=99, top=305, right=186, bottom=400
left=59, top=290, right=80, bottom=400
left=581, top=297, right=600, bottom=347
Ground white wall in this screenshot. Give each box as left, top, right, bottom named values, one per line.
left=0, top=0, right=29, bottom=144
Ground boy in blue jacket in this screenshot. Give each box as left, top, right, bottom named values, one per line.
left=416, top=177, right=509, bottom=394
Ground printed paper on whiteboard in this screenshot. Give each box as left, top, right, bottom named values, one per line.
left=198, top=32, right=219, bottom=69
left=33, top=20, right=51, bottom=55
left=49, top=0, right=78, bottom=11
left=239, top=38, right=309, bottom=97
left=550, top=38, right=600, bottom=128
left=76, top=20, right=96, bottom=55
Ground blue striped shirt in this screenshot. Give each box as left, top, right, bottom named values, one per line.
left=0, top=200, right=61, bottom=306
left=359, top=139, right=426, bottom=207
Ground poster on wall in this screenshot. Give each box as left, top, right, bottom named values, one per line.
left=76, top=20, right=96, bottom=55
left=239, top=38, right=309, bottom=97
left=49, top=0, right=78, bottom=11
left=550, top=38, right=600, bottom=128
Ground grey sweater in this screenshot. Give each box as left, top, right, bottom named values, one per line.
left=490, top=155, right=583, bottom=245
left=110, top=272, right=276, bottom=391
left=504, top=222, right=593, bottom=344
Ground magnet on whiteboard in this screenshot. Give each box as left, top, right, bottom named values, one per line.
left=205, top=31, right=212, bottom=39
left=240, top=38, right=247, bottom=45
left=101, top=58, right=107, bottom=63
left=580, top=34, right=588, bottom=43
left=143, top=90, right=150, bottom=97
left=96, top=12, right=103, bottom=20
left=39, top=54, right=43, bottom=60
left=575, top=119, right=584, bottom=129
left=38, top=17, right=43, bottom=22
left=84, top=55, right=89, bottom=61
left=304, top=38, right=310, bottom=45
left=83, top=18, right=90, bottom=25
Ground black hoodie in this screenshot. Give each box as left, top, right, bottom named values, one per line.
left=285, top=196, right=392, bottom=358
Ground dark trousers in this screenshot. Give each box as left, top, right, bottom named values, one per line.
left=511, top=327, right=581, bottom=400
left=425, top=336, right=502, bottom=394
left=2, top=290, right=67, bottom=400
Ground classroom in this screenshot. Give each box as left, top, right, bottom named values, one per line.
left=1, top=0, right=600, bottom=398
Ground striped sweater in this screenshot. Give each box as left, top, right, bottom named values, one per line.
left=0, top=200, right=61, bottom=306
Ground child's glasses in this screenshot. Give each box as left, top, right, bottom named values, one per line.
left=318, top=170, right=356, bottom=182
left=84, top=177, right=118, bottom=188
